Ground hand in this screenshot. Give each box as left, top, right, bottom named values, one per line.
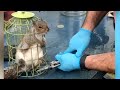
left=64, top=28, right=92, bottom=57
left=55, top=53, right=81, bottom=71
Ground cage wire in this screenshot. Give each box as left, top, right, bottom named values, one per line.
left=4, top=12, right=49, bottom=78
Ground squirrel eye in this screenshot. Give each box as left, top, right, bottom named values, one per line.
left=39, top=26, right=42, bottom=28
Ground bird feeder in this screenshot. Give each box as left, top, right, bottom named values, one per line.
left=4, top=11, right=48, bottom=78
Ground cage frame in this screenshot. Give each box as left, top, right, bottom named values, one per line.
left=4, top=16, right=49, bottom=78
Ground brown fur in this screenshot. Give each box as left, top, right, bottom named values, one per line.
left=17, top=20, right=49, bottom=50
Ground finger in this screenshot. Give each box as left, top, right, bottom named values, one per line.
left=55, top=54, right=62, bottom=62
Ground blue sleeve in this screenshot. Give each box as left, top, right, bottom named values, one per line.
left=115, top=11, right=120, bottom=79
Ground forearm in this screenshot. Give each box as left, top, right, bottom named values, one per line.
left=85, top=52, right=115, bottom=73
left=82, top=11, right=108, bottom=31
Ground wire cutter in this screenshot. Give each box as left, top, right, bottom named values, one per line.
left=37, top=61, right=60, bottom=72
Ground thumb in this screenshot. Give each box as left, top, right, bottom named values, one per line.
left=55, top=54, right=62, bottom=62
left=64, top=47, right=75, bottom=54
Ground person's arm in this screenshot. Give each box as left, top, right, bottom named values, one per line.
left=55, top=52, right=114, bottom=73
left=63, top=11, right=109, bottom=57
left=55, top=11, right=111, bottom=72
left=85, top=52, right=115, bottom=73
left=82, top=11, right=108, bottom=31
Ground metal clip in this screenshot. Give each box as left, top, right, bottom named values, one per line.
left=50, top=61, right=60, bottom=68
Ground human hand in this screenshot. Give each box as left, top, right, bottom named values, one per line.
left=64, top=28, right=92, bottom=57
left=55, top=53, right=81, bottom=71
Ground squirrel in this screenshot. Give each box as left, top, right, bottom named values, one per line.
left=15, top=20, right=49, bottom=72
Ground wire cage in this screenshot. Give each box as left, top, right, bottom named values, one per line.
left=4, top=11, right=49, bottom=78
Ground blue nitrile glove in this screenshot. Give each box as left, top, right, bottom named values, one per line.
left=55, top=53, right=80, bottom=71
left=64, top=28, right=92, bottom=57
left=115, top=11, right=120, bottom=79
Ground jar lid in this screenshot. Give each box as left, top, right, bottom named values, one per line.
left=11, top=11, right=35, bottom=18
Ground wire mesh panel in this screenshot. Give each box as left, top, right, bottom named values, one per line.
left=4, top=14, right=49, bottom=78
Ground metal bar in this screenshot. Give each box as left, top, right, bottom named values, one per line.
left=0, top=11, right=4, bottom=79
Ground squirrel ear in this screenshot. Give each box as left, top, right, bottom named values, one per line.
left=32, top=20, right=37, bottom=26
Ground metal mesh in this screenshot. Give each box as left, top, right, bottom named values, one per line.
left=4, top=16, right=48, bottom=78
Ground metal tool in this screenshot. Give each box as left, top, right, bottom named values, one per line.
left=37, top=61, right=60, bottom=72
left=37, top=51, right=77, bottom=73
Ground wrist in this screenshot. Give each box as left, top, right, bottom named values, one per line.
left=84, top=55, right=93, bottom=69
left=80, top=54, right=90, bottom=70
left=79, top=28, right=92, bottom=35
left=73, top=57, right=81, bottom=70
left=82, top=25, right=94, bottom=32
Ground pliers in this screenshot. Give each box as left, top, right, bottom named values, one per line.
left=37, top=61, right=60, bottom=72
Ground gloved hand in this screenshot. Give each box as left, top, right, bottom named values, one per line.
left=55, top=53, right=81, bottom=71
left=64, top=28, right=92, bottom=57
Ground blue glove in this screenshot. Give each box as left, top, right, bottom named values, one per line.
left=115, top=11, right=120, bottom=79
left=64, top=28, right=92, bottom=57
left=55, top=53, right=81, bottom=71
